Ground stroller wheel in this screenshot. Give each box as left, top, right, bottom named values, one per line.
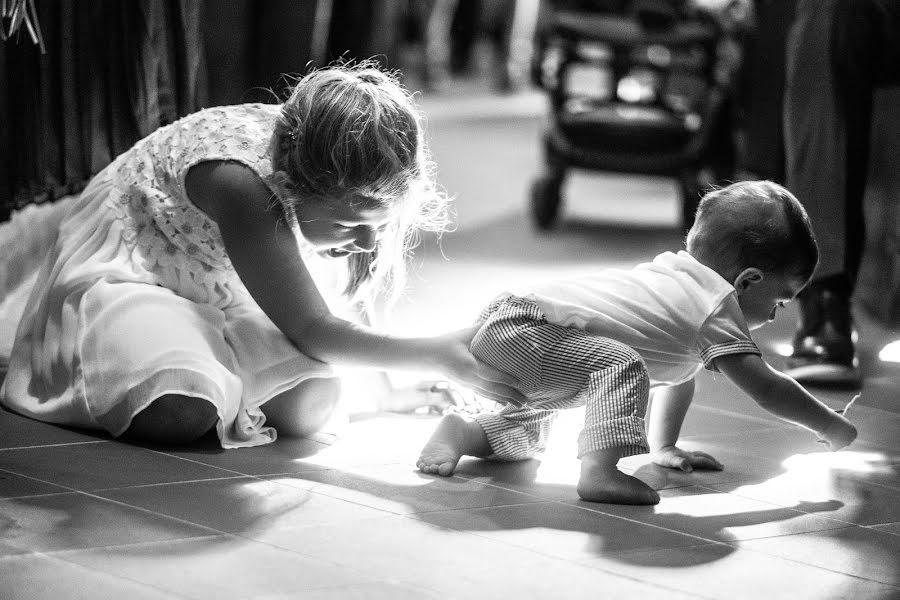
left=529, top=176, right=563, bottom=230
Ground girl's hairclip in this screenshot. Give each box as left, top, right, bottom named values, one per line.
left=288, top=126, right=299, bottom=141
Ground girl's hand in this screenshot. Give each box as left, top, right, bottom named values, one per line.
left=430, top=327, right=526, bottom=407
left=652, top=445, right=724, bottom=472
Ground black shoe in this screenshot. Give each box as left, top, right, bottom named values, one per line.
left=785, top=278, right=861, bottom=386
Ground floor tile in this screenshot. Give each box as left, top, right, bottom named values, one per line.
left=0, top=552, right=183, bottom=599
left=270, top=463, right=545, bottom=515
left=412, top=501, right=701, bottom=560
left=708, top=455, right=900, bottom=527
left=0, top=408, right=107, bottom=449
left=739, top=526, right=900, bottom=585
left=696, top=427, right=838, bottom=464
left=0, top=492, right=214, bottom=554
left=254, top=581, right=443, bottom=600
left=450, top=454, right=584, bottom=501
left=412, top=553, right=703, bottom=600
left=676, top=403, right=795, bottom=439
left=143, top=435, right=334, bottom=477
left=0, top=441, right=242, bottom=491
left=247, top=510, right=701, bottom=600
left=95, top=477, right=392, bottom=536
left=617, top=443, right=790, bottom=490
left=579, top=543, right=900, bottom=600
left=297, top=414, right=436, bottom=469
left=54, top=535, right=377, bottom=599
left=0, top=468, right=69, bottom=498
left=839, top=403, right=900, bottom=453
left=569, top=485, right=850, bottom=543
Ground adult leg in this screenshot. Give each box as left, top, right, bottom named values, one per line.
left=784, top=0, right=859, bottom=384
left=786, top=0, right=900, bottom=384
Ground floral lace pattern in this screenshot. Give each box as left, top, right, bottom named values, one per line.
left=102, top=104, right=283, bottom=304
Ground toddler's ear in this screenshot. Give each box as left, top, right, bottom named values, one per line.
left=732, top=267, right=763, bottom=294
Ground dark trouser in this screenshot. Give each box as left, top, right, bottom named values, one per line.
left=784, top=0, right=900, bottom=284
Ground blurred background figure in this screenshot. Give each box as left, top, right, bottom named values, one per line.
left=449, top=0, right=542, bottom=92
left=781, top=0, right=900, bottom=386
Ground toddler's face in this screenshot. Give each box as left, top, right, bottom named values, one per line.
left=738, top=272, right=807, bottom=330
left=297, top=195, right=393, bottom=258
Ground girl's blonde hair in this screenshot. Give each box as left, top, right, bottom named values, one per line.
left=269, top=60, right=450, bottom=307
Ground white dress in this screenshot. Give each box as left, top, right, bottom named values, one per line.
left=0, top=104, right=350, bottom=448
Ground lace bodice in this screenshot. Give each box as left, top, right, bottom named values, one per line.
left=102, top=104, right=346, bottom=307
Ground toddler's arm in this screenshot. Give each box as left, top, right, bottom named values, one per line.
left=714, top=353, right=857, bottom=450
left=187, top=161, right=525, bottom=406
left=648, top=379, right=724, bottom=471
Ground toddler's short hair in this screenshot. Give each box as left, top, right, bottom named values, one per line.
left=686, top=181, right=818, bottom=283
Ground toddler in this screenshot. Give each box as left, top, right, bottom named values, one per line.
left=0, top=61, right=522, bottom=448
left=417, top=181, right=858, bottom=504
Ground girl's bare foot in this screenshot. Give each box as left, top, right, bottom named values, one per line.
left=416, top=413, right=490, bottom=476
left=577, top=450, right=660, bottom=505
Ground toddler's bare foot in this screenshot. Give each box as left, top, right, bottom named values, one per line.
left=417, top=413, right=490, bottom=476
left=577, top=452, right=660, bottom=505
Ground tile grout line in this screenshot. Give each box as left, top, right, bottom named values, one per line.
left=407, top=509, right=726, bottom=600
left=0, top=546, right=201, bottom=599
left=0, top=440, right=109, bottom=451
left=728, top=539, right=900, bottom=588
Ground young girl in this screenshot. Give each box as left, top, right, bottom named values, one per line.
left=0, top=61, right=523, bottom=448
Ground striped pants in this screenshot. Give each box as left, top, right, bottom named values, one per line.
left=470, top=296, right=650, bottom=460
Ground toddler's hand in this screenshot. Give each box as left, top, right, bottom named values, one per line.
left=817, top=414, right=858, bottom=451
left=651, top=445, right=724, bottom=472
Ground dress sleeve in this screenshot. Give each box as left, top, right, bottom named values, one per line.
left=696, top=293, right=761, bottom=371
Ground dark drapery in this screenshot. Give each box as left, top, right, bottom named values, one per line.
left=0, top=0, right=207, bottom=221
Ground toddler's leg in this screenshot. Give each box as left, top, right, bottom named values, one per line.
left=578, top=448, right=659, bottom=505
left=544, top=331, right=658, bottom=504
left=417, top=413, right=492, bottom=476
left=418, top=297, right=559, bottom=475
left=578, top=357, right=658, bottom=504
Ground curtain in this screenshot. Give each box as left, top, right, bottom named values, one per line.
left=0, top=0, right=207, bottom=221
left=202, top=0, right=334, bottom=106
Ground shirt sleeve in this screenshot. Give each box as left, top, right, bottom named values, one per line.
left=696, top=293, right=761, bottom=371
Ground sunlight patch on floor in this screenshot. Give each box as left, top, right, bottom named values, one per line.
left=878, top=339, right=900, bottom=363
left=724, top=450, right=896, bottom=506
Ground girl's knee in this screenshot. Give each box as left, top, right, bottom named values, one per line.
left=123, top=394, right=218, bottom=445
left=261, top=377, right=341, bottom=438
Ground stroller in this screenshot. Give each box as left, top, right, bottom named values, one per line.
left=528, top=0, right=744, bottom=230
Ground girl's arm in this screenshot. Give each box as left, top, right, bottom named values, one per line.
left=648, top=379, right=724, bottom=471
left=186, top=161, right=524, bottom=405
left=714, top=352, right=857, bottom=450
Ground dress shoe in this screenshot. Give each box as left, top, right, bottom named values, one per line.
left=785, top=279, right=861, bottom=386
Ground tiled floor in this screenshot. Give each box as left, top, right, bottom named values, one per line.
left=2, top=88, right=900, bottom=599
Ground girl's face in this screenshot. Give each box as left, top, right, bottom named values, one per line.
left=297, top=195, right=394, bottom=259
